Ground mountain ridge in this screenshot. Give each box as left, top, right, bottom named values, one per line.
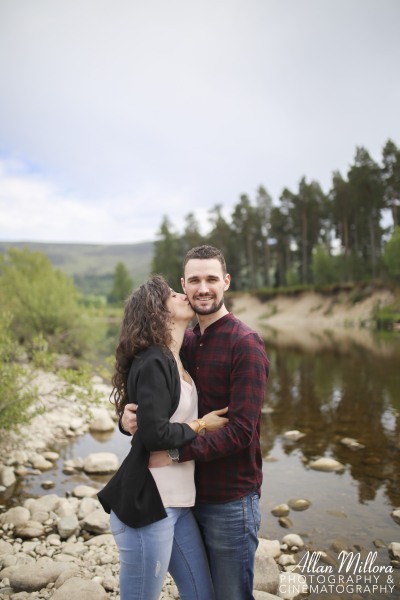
left=0, top=240, right=154, bottom=285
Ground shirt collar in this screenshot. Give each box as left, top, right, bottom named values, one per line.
left=193, top=313, right=233, bottom=337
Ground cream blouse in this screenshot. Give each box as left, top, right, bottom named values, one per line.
left=149, top=378, right=197, bottom=507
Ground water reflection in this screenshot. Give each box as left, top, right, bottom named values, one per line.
left=260, top=337, right=400, bottom=598
left=263, top=340, right=400, bottom=509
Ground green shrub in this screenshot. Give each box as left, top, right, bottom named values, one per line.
left=383, top=227, right=400, bottom=281
left=312, top=245, right=339, bottom=285
left=0, top=313, right=40, bottom=430
left=0, top=248, right=91, bottom=356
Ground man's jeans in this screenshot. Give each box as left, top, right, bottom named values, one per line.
left=111, top=507, right=215, bottom=600
left=193, top=492, right=261, bottom=600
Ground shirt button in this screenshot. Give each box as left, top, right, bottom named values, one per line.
left=199, top=343, right=203, bottom=347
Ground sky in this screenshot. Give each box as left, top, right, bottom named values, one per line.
left=0, top=0, right=399, bottom=244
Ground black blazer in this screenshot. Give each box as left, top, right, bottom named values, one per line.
left=98, top=345, right=197, bottom=528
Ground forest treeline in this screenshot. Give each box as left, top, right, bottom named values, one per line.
left=1, top=139, right=400, bottom=428
left=153, top=140, right=400, bottom=290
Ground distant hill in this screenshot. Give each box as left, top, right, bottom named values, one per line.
left=0, top=240, right=154, bottom=294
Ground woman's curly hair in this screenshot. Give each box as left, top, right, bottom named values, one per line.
left=111, top=275, right=173, bottom=416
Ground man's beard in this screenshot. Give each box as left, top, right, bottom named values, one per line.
left=191, top=296, right=225, bottom=315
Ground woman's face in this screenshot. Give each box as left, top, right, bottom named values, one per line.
left=166, top=289, right=195, bottom=323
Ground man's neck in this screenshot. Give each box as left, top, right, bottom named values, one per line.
left=197, top=306, right=229, bottom=335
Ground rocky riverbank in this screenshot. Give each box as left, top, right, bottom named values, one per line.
left=1, top=369, right=399, bottom=599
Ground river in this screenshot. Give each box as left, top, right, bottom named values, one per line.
left=5, top=329, right=400, bottom=599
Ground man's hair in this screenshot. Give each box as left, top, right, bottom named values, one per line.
left=183, top=245, right=227, bottom=276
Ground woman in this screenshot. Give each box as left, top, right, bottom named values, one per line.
left=98, top=275, right=228, bottom=600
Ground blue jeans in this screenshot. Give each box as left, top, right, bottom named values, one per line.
left=193, top=493, right=261, bottom=600
left=110, top=508, right=215, bottom=600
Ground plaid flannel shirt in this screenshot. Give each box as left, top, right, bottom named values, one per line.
left=179, top=313, right=269, bottom=503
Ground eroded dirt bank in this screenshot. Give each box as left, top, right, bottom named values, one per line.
left=231, top=288, right=398, bottom=353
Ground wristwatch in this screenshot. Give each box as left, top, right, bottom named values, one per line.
left=167, top=448, right=179, bottom=462
left=196, top=418, right=207, bottom=436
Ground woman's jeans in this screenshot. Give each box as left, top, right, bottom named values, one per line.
left=110, top=507, right=215, bottom=600
left=193, top=492, right=261, bottom=600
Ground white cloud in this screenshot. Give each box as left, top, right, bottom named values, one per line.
left=0, top=158, right=168, bottom=242
left=0, top=0, right=399, bottom=242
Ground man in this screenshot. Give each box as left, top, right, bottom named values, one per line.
left=121, top=245, right=269, bottom=600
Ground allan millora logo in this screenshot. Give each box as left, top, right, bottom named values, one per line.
left=285, top=551, right=396, bottom=596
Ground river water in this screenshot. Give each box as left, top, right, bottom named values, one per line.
left=5, top=329, right=400, bottom=599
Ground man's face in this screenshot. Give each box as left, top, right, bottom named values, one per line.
left=181, top=258, right=230, bottom=316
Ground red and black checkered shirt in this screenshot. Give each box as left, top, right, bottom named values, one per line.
left=179, top=313, right=269, bottom=503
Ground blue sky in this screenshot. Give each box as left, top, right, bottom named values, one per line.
left=0, top=0, right=399, bottom=244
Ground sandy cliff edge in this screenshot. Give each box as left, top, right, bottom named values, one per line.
left=230, top=289, right=397, bottom=353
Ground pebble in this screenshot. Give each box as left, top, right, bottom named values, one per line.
left=340, top=437, right=365, bottom=450
left=287, top=498, right=311, bottom=511
left=309, top=457, right=345, bottom=472
left=283, top=430, right=306, bottom=441
left=271, top=503, right=290, bottom=517
left=392, top=509, right=400, bottom=525
left=278, top=516, right=293, bottom=529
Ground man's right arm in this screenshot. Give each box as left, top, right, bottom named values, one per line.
left=179, top=332, right=269, bottom=463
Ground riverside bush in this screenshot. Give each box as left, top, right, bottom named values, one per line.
left=0, top=315, right=102, bottom=429
left=0, top=250, right=111, bottom=430
left=0, top=313, right=40, bottom=430
left=383, top=226, right=400, bottom=281
left=0, top=248, right=92, bottom=356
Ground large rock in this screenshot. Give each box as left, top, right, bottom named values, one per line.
left=14, top=520, right=45, bottom=539
left=30, top=508, right=51, bottom=523
left=254, top=551, right=280, bottom=594
left=72, top=484, right=99, bottom=498
left=85, top=533, right=116, bottom=547
left=0, top=540, right=13, bottom=556
left=9, top=562, right=77, bottom=592
left=278, top=572, right=309, bottom=599
left=309, top=457, right=345, bottom=472
left=83, top=452, right=119, bottom=474
left=271, top=504, right=290, bottom=517
left=30, top=453, right=54, bottom=471
left=0, top=506, right=30, bottom=526
left=389, top=542, right=400, bottom=560
left=81, top=509, right=111, bottom=534
left=89, top=409, right=115, bottom=432
left=55, top=498, right=78, bottom=518
left=282, top=533, right=305, bottom=550
left=287, top=498, right=311, bottom=511
left=51, top=576, right=108, bottom=599
left=391, top=509, right=400, bottom=525
left=78, top=496, right=99, bottom=519
left=57, top=514, right=80, bottom=539
left=257, top=538, right=281, bottom=559
left=24, top=494, right=61, bottom=513
left=277, top=554, right=297, bottom=567
left=0, top=465, right=16, bottom=487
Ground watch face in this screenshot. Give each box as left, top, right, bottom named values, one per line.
left=168, top=448, right=179, bottom=461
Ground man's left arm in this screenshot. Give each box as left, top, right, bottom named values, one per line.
left=179, top=333, right=269, bottom=463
